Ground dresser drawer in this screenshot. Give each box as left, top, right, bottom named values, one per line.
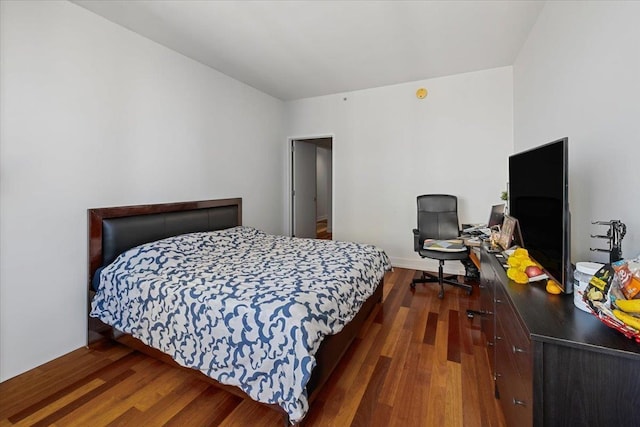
left=495, top=314, right=533, bottom=427
left=494, top=280, right=533, bottom=427
left=496, top=364, right=532, bottom=427
left=480, top=267, right=496, bottom=372
left=495, top=294, right=532, bottom=381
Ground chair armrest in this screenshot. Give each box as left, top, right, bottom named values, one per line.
left=412, top=228, right=420, bottom=252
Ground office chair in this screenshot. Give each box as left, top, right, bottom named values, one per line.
left=410, top=194, right=473, bottom=299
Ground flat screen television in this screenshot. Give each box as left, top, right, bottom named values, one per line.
left=508, top=137, right=572, bottom=293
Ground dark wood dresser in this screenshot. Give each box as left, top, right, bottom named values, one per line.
left=479, top=246, right=640, bottom=427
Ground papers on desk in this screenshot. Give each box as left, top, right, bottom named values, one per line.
left=463, top=225, right=492, bottom=236
left=528, top=273, right=549, bottom=283
left=423, top=239, right=467, bottom=252
left=462, top=236, right=483, bottom=247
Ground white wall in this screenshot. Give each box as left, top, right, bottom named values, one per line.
left=514, top=1, right=640, bottom=264
left=316, top=146, right=331, bottom=223
left=285, top=67, right=514, bottom=273
left=323, top=147, right=333, bottom=232
left=0, top=1, right=285, bottom=381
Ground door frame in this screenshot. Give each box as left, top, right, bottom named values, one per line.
left=287, top=134, right=334, bottom=237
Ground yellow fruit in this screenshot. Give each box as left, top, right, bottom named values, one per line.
left=513, top=248, right=529, bottom=259
left=507, top=267, right=529, bottom=284
left=507, top=257, right=522, bottom=268
left=613, top=309, right=640, bottom=331
left=616, top=298, right=640, bottom=314
left=546, top=280, right=562, bottom=295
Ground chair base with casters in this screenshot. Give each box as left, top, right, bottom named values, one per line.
left=411, top=257, right=473, bottom=299
left=410, top=194, right=475, bottom=300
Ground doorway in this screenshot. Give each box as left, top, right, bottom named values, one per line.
left=290, top=137, right=333, bottom=239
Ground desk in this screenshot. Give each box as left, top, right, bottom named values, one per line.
left=461, top=234, right=483, bottom=269
left=469, top=249, right=481, bottom=270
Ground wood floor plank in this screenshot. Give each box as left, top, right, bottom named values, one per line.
left=424, top=357, right=448, bottom=427
left=415, top=347, right=434, bottom=426
left=367, top=401, right=393, bottom=427
left=350, top=355, right=391, bottom=426
left=0, top=268, right=505, bottom=427
left=2, top=353, right=125, bottom=419
left=424, top=291, right=456, bottom=426
left=215, top=397, right=282, bottom=427
left=125, top=363, right=194, bottom=411
left=5, top=352, right=144, bottom=423
left=447, top=309, right=461, bottom=363
left=472, top=345, right=507, bottom=427
left=11, top=378, right=105, bottom=427
left=423, top=311, right=439, bottom=345
left=460, top=352, right=483, bottom=427
left=105, top=407, right=143, bottom=427
left=110, top=376, right=209, bottom=427
left=445, top=361, right=464, bottom=427
left=28, top=369, right=134, bottom=427
left=164, top=386, right=242, bottom=427
left=433, top=305, right=450, bottom=364
left=377, top=328, right=412, bottom=406
left=380, top=306, right=409, bottom=357
left=416, top=326, right=440, bottom=423
left=387, top=341, right=426, bottom=426
left=401, top=281, right=414, bottom=307
left=50, top=359, right=167, bottom=426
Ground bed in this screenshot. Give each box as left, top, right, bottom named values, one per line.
left=87, top=198, right=390, bottom=425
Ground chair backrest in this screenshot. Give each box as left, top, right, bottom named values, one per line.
left=416, top=194, right=460, bottom=241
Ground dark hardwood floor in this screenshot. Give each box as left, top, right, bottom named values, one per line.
left=316, top=219, right=332, bottom=240
left=0, top=268, right=505, bottom=426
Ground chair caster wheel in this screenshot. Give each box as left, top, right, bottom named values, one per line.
left=410, top=282, right=416, bottom=289
left=438, top=290, right=444, bottom=299
left=467, top=311, right=474, bottom=319
left=467, top=288, right=473, bottom=296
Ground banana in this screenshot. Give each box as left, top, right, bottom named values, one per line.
left=616, top=298, right=640, bottom=314
left=613, top=309, right=640, bottom=331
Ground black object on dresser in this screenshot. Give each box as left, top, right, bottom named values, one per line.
left=479, top=246, right=640, bottom=427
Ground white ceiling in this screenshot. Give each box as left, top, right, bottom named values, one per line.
left=73, top=0, right=545, bottom=101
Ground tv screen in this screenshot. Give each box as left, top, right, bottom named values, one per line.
left=508, top=138, right=572, bottom=292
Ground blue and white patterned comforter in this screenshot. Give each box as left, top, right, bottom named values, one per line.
left=90, top=226, right=391, bottom=422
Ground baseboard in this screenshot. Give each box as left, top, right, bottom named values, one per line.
left=389, top=256, right=466, bottom=276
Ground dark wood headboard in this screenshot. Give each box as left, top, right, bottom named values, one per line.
left=87, top=198, right=242, bottom=288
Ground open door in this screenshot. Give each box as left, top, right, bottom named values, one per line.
left=292, top=140, right=317, bottom=238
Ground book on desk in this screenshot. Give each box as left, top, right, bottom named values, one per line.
left=461, top=236, right=483, bottom=247
left=422, top=239, right=467, bottom=252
